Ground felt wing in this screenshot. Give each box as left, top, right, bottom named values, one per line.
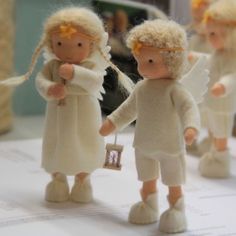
left=180, top=55, right=209, bottom=104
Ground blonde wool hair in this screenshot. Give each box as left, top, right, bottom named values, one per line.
left=204, top=0, right=236, bottom=50
left=127, top=19, right=187, bottom=79
left=2, top=7, right=134, bottom=93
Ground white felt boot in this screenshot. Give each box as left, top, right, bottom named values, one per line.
left=70, top=175, right=93, bottom=203
left=199, top=149, right=230, bottom=178
left=45, top=173, right=69, bottom=202
left=128, top=193, right=158, bottom=224
left=159, top=196, right=187, bottom=233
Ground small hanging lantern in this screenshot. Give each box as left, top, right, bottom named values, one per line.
left=103, top=134, right=123, bottom=170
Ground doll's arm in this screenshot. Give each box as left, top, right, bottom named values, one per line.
left=70, top=65, right=105, bottom=94
left=172, top=84, right=200, bottom=141
left=212, top=74, right=236, bottom=97
left=36, top=62, right=64, bottom=101
left=104, top=88, right=137, bottom=133
left=188, top=51, right=211, bottom=70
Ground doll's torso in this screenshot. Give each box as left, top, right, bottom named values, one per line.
left=38, top=59, right=105, bottom=175
left=205, top=50, right=236, bottom=113
left=133, top=79, right=187, bottom=155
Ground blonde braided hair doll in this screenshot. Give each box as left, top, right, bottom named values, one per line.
left=2, top=7, right=134, bottom=203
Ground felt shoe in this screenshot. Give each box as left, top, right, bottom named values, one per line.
left=159, top=196, right=187, bottom=233
left=45, top=173, right=69, bottom=202
left=70, top=175, right=93, bottom=203
left=129, top=193, right=158, bottom=224
left=199, top=149, right=230, bottom=178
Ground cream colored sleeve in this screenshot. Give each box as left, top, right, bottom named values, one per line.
left=219, top=74, right=236, bottom=96
left=108, top=88, right=137, bottom=131
left=35, top=62, right=56, bottom=101
left=171, top=84, right=201, bottom=133
left=70, top=65, right=105, bottom=94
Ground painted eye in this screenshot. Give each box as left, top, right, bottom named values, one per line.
left=57, top=41, right=62, bottom=46
left=78, top=42, right=82, bottom=47
left=210, top=32, right=215, bottom=36
left=148, top=59, right=153, bottom=63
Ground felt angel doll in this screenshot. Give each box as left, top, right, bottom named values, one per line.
left=198, top=0, right=236, bottom=178
left=100, top=19, right=207, bottom=233
left=188, top=0, right=215, bottom=54
left=1, top=7, right=133, bottom=203
left=187, top=0, right=216, bottom=155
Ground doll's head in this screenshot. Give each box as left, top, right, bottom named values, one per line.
left=43, top=7, right=105, bottom=63
left=191, top=0, right=213, bottom=34
left=12, top=7, right=134, bottom=93
left=126, top=19, right=187, bottom=79
left=203, top=0, right=236, bottom=51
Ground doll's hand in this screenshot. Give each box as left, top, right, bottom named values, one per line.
left=99, top=119, right=116, bottom=136
left=211, top=83, right=225, bottom=97
left=188, top=52, right=194, bottom=62
left=184, top=128, right=198, bottom=146
left=59, top=64, right=74, bottom=80
left=47, top=84, right=66, bottom=99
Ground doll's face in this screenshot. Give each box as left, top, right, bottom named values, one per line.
left=191, top=3, right=209, bottom=34
left=51, top=32, right=93, bottom=64
left=206, top=23, right=226, bottom=50
left=133, top=46, right=170, bottom=80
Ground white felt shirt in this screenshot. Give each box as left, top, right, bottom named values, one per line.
left=108, top=79, right=200, bottom=156
left=205, top=50, right=236, bottom=114
left=36, top=59, right=106, bottom=175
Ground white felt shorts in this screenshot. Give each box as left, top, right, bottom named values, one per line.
left=206, top=109, right=234, bottom=138
left=135, top=148, right=186, bottom=186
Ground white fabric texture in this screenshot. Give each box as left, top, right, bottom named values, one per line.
left=36, top=58, right=106, bottom=175
left=205, top=51, right=236, bottom=113
left=159, top=196, right=187, bottom=233
left=128, top=193, right=158, bottom=224
left=135, top=148, right=185, bottom=186
left=45, top=173, right=70, bottom=202
left=206, top=109, right=234, bottom=138
left=108, top=79, right=200, bottom=156
left=199, top=149, right=230, bottom=178
left=188, top=34, right=213, bottom=54
left=70, top=175, right=93, bottom=203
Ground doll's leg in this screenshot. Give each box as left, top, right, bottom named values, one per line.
left=45, top=172, right=69, bottom=202
left=199, top=112, right=232, bottom=178
left=159, top=186, right=187, bottom=233
left=197, top=130, right=213, bottom=155
left=188, top=105, right=212, bottom=155
left=129, top=149, right=159, bottom=224
left=70, top=172, right=93, bottom=203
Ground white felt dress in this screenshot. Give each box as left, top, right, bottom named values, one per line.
left=36, top=58, right=106, bottom=175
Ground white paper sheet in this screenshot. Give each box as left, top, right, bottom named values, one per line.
left=0, top=134, right=235, bottom=236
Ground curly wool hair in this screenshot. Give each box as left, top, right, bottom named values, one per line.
left=204, top=0, right=236, bottom=50
left=43, top=7, right=105, bottom=51
left=126, top=19, right=188, bottom=79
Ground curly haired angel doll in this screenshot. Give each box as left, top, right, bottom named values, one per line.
left=198, top=0, right=236, bottom=178
left=1, top=7, right=133, bottom=203
left=100, top=19, right=202, bottom=233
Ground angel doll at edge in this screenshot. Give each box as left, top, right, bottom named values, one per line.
left=192, top=0, right=236, bottom=179
left=1, top=7, right=133, bottom=203
left=100, top=19, right=208, bottom=233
